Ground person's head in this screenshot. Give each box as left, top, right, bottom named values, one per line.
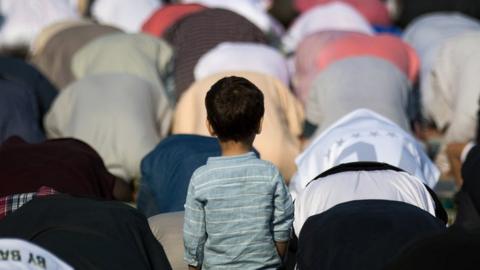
left=205, top=76, right=264, bottom=144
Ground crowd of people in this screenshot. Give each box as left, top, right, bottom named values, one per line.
left=1, top=0, right=480, bottom=269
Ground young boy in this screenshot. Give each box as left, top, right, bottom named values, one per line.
left=183, top=76, right=294, bottom=270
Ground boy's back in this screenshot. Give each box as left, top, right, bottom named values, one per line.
left=184, top=152, right=293, bottom=269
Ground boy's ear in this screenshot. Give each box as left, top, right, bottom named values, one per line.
left=206, top=119, right=216, bottom=136
left=256, top=117, right=264, bottom=134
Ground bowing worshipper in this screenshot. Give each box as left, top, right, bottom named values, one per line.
left=394, top=0, right=480, bottom=28
left=0, top=136, right=125, bottom=201
left=0, top=0, right=79, bottom=54
left=402, top=13, right=480, bottom=114
left=31, top=21, right=121, bottom=90
left=294, top=33, right=418, bottom=104
left=421, top=32, right=480, bottom=146
left=172, top=71, right=304, bottom=181
left=296, top=200, right=446, bottom=270
left=163, top=8, right=268, bottom=98
left=44, top=74, right=169, bottom=193
left=137, top=135, right=221, bottom=217
left=30, top=20, right=92, bottom=56
left=282, top=2, right=373, bottom=53
left=0, top=195, right=172, bottom=270
left=291, top=109, right=439, bottom=199
left=304, top=57, right=411, bottom=138
left=293, top=0, right=391, bottom=27
left=292, top=30, right=354, bottom=104
left=178, top=0, right=284, bottom=37
left=148, top=212, right=186, bottom=270
left=141, top=3, right=206, bottom=37
left=194, top=42, right=290, bottom=86
left=0, top=57, right=57, bottom=121
left=71, top=32, right=175, bottom=105
left=384, top=146, right=480, bottom=270
left=294, top=162, right=447, bottom=236
left=0, top=78, right=44, bottom=144
left=0, top=239, right=73, bottom=270
left=91, top=0, right=163, bottom=33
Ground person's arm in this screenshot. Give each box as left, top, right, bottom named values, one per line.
left=183, top=178, right=206, bottom=269
left=275, top=241, right=288, bottom=259
left=446, top=142, right=468, bottom=187
left=271, top=171, right=294, bottom=259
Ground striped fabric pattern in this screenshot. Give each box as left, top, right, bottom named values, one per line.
left=164, top=8, right=268, bottom=98
left=184, top=152, right=293, bottom=269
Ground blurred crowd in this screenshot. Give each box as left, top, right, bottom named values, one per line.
left=1, top=0, right=480, bottom=269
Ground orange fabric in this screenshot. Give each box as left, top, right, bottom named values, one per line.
left=294, top=0, right=391, bottom=26
left=316, top=34, right=419, bottom=83
left=141, top=4, right=206, bottom=37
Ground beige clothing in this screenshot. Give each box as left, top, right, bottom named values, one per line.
left=424, top=32, right=480, bottom=143
left=149, top=212, right=186, bottom=270
left=31, top=19, right=91, bottom=55
left=45, top=74, right=168, bottom=182
left=72, top=33, right=173, bottom=134
left=172, top=71, right=304, bottom=181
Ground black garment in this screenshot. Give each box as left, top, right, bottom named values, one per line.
left=0, top=57, right=57, bottom=119
left=385, top=224, right=480, bottom=270
left=397, top=0, right=480, bottom=28
left=296, top=200, right=445, bottom=270
left=461, top=145, right=480, bottom=215
left=0, top=195, right=172, bottom=270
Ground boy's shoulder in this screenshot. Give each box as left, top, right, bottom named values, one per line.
left=191, top=155, right=281, bottom=182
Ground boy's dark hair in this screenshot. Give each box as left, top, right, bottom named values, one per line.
left=205, top=76, right=264, bottom=142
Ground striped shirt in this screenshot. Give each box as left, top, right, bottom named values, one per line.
left=183, top=152, right=293, bottom=269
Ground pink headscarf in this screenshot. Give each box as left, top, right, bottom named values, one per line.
left=294, top=0, right=391, bottom=26
left=142, top=4, right=206, bottom=37
left=294, top=32, right=419, bottom=104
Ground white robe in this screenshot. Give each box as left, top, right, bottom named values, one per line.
left=290, top=109, right=439, bottom=199
left=0, top=0, right=78, bottom=48
left=293, top=169, right=437, bottom=235
left=282, top=2, right=373, bottom=53
left=194, top=42, right=290, bottom=86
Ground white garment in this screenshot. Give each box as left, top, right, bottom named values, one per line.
left=290, top=109, right=439, bottom=200
left=402, top=13, right=480, bottom=127
left=423, top=32, right=480, bottom=143
left=180, top=0, right=281, bottom=34
left=282, top=2, right=373, bottom=53
left=194, top=42, right=290, bottom=86
left=45, top=74, right=165, bottom=182
left=0, top=0, right=79, bottom=48
left=148, top=212, right=186, bottom=270
left=92, top=0, right=162, bottom=32
left=293, top=169, right=437, bottom=235
left=0, top=239, right=73, bottom=270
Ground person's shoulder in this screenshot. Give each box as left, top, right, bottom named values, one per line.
left=190, top=163, right=211, bottom=183
left=248, top=158, right=282, bottom=178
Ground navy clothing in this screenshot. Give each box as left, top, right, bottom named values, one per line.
left=0, top=57, right=57, bottom=119
left=0, top=79, right=45, bottom=143
left=137, top=135, right=222, bottom=216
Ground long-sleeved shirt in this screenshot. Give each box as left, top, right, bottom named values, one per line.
left=183, top=152, right=294, bottom=269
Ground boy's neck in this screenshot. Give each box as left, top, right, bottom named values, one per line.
left=219, top=139, right=253, bottom=157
